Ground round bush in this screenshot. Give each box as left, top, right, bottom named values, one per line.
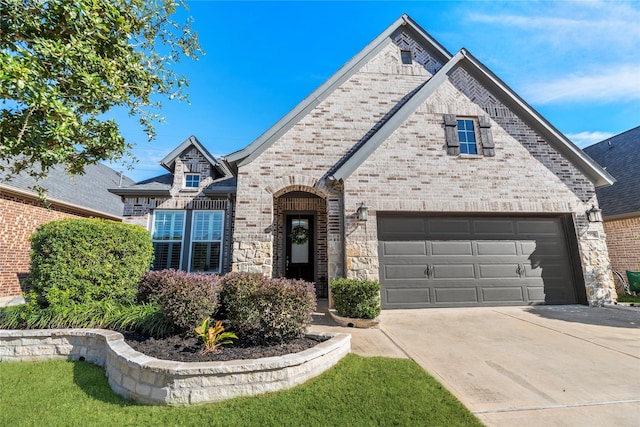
left=331, top=278, right=381, bottom=319
left=221, top=273, right=316, bottom=345
left=26, top=218, right=153, bottom=307
left=139, top=270, right=222, bottom=331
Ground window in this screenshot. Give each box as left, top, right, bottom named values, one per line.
left=457, top=119, right=478, bottom=155
left=400, top=49, right=412, bottom=65
left=184, top=173, right=200, bottom=188
left=190, top=211, right=224, bottom=273
left=151, top=211, right=185, bottom=270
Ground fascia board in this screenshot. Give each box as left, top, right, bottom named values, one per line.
left=458, top=50, right=616, bottom=188
left=331, top=51, right=465, bottom=182
left=226, top=14, right=453, bottom=167
left=108, top=188, right=170, bottom=197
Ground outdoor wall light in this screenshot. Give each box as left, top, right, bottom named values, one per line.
left=586, top=205, right=603, bottom=223
left=357, top=202, right=368, bottom=222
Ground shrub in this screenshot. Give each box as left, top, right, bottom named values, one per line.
left=138, top=270, right=222, bottom=331
left=26, top=218, right=153, bottom=307
left=331, top=278, right=381, bottom=319
left=221, top=273, right=316, bottom=345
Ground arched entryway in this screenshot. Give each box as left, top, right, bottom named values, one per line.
left=273, top=188, right=328, bottom=298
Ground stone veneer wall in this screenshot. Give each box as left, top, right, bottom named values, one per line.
left=0, top=329, right=350, bottom=405
left=604, top=216, right=640, bottom=276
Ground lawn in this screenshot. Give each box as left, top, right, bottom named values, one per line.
left=0, top=354, right=482, bottom=427
left=617, top=294, right=640, bottom=303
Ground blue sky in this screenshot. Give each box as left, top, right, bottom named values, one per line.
left=108, top=0, right=640, bottom=182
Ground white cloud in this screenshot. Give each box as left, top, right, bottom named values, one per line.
left=566, top=131, right=615, bottom=148
left=522, top=65, right=640, bottom=104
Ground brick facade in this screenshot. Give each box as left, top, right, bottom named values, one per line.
left=231, top=26, right=615, bottom=305
left=1, top=191, right=86, bottom=301
left=604, top=217, right=640, bottom=275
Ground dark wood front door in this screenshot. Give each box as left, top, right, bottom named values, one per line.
left=285, top=215, right=314, bottom=283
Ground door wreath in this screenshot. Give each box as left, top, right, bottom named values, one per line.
left=290, top=225, right=310, bottom=245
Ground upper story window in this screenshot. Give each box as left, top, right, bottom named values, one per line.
left=401, top=49, right=413, bottom=65
left=443, top=114, right=495, bottom=157
left=184, top=173, right=200, bottom=189
left=457, top=119, right=478, bottom=155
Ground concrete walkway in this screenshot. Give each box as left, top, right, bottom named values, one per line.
left=310, top=303, right=640, bottom=426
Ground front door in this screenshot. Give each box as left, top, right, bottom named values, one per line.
left=285, top=215, right=314, bottom=283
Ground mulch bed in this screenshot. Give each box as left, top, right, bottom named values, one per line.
left=123, top=331, right=327, bottom=363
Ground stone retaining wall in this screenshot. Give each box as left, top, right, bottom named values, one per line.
left=0, top=329, right=350, bottom=405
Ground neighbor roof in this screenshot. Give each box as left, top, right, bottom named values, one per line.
left=0, top=161, right=132, bottom=218
left=583, top=126, right=640, bottom=218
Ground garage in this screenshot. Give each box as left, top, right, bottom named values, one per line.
left=377, top=215, right=579, bottom=308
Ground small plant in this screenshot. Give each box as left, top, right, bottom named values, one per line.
left=331, top=278, right=381, bottom=319
left=194, top=318, right=237, bottom=354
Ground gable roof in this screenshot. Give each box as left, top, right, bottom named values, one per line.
left=328, top=48, right=615, bottom=189
left=0, top=161, right=132, bottom=219
left=223, top=14, right=452, bottom=171
left=583, top=126, right=640, bottom=218
left=161, top=135, right=230, bottom=177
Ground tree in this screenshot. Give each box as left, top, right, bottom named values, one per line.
left=0, top=0, right=202, bottom=182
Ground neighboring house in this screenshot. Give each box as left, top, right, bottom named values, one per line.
left=0, top=162, right=133, bottom=306
left=113, top=14, right=616, bottom=308
left=583, top=126, right=640, bottom=280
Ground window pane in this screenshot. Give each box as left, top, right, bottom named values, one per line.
left=153, top=242, right=181, bottom=270
left=291, top=219, right=309, bottom=263
left=191, top=242, right=221, bottom=272
left=152, top=211, right=184, bottom=240
left=192, top=211, right=223, bottom=241
left=185, top=174, right=200, bottom=188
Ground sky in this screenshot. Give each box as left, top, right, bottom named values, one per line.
left=107, top=0, right=640, bottom=183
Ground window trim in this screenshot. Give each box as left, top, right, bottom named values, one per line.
left=184, top=173, right=200, bottom=189
left=188, top=210, right=225, bottom=274
left=456, top=118, right=479, bottom=156
left=150, top=210, right=186, bottom=270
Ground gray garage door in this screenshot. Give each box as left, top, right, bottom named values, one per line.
left=377, top=216, right=577, bottom=308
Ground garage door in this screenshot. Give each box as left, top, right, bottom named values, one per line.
left=377, top=216, right=577, bottom=308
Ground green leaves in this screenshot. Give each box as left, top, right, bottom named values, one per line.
left=0, top=0, right=202, bottom=182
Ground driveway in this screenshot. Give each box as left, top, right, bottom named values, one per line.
left=379, top=305, right=640, bottom=427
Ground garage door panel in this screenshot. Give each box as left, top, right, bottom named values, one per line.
left=380, top=217, right=426, bottom=236
left=427, top=219, right=471, bottom=236
left=433, top=264, right=476, bottom=279
left=378, top=216, right=577, bottom=308
left=482, top=287, right=524, bottom=302
left=385, top=288, right=430, bottom=304
left=476, top=241, right=518, bottom=256
left=517, top=219, right=561, bottom=236
left=434, top=287, right=478, bottom=303
left=473, top=219, right=515, bottom=236
left=479, top=264, right=521, bottom=278
left=431, top=241, right=473, bottom=256
left=381, top=241, right=427, bottom=256
left=384, top=265, right=428, bottom=280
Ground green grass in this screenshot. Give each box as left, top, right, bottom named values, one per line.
left=617, top=294, right=640, bottom=303
left=0, top=355, right=482, bottom=427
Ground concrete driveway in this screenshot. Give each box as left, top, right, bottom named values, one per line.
left=380, top=305, right=640, bottom=427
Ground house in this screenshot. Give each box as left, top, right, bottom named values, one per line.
left=112, top=14, right=616, bottom=308
left=583, top=126, right=640, bottom=282
left=0, top=162, right=133, bottom=307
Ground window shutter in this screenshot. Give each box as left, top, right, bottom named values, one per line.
left=478, top=115, right=495, bottom=157
left=443, top=114, right=459, bottom=155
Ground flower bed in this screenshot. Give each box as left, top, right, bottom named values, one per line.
left=0, top=329, right=350, bottom=405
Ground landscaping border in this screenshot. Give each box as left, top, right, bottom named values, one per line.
left=0, top=329, right=351, bottom=405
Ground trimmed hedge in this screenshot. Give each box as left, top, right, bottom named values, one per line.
left=331, top=278, right=381, bottom=319
left=138, top=270, right=222, bottom=331
left=221, top=273, right=316, bottom=345
left=26, top=218, right=154, bottom=307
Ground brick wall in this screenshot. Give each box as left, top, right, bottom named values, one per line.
left=1, top=192, right=84, bottom=299
left=232, top=31, right=615, bottom=303
left=604, top=216, right=640, bottom=273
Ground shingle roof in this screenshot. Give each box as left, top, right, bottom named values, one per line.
left=0, top=161, right=133, bottom=218
left=583, top=126, right=640, bottom=218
